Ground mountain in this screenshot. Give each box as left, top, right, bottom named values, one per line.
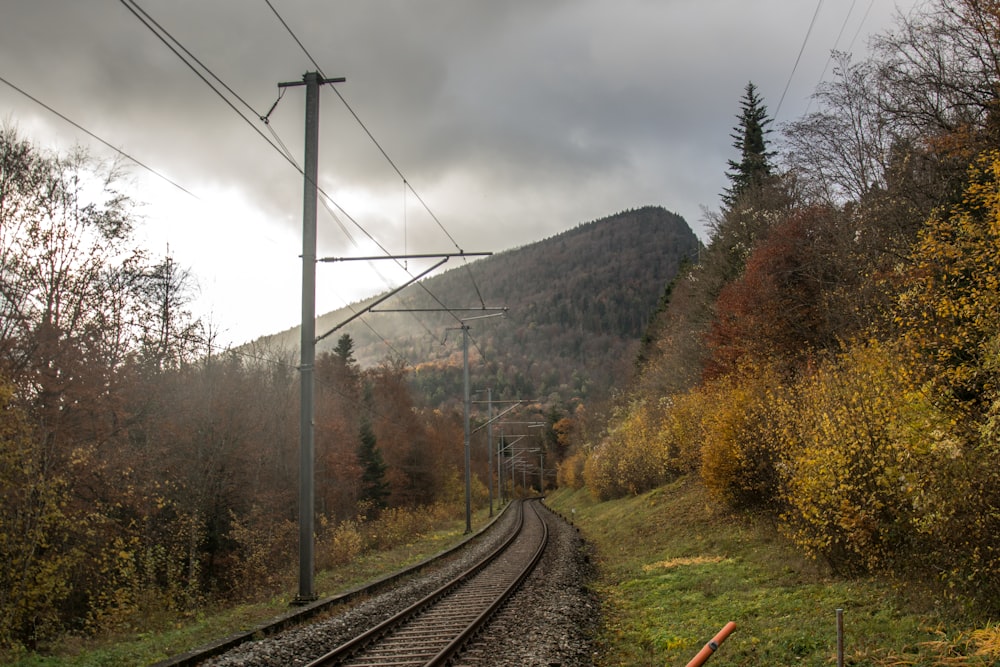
left=258, top=206, right=700, bottom=410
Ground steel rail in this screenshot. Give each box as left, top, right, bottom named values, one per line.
left=303, top=499, right=548, bottom=667
left=152, top=502, right=513, bottom=667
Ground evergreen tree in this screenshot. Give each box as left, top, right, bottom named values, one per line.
left=723, top=82, right=775, bottom=208
left=357, top=416, right=390, bottom=511
left=334, top=333, right=356, bottom=365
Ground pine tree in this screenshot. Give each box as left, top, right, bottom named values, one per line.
left=357, top=416, right=390, bottom=511
left=334, top=333, right=356, bottom=365
left=723, top=82, right=775, bottom=208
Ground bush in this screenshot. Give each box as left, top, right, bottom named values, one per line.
left=226, top=509, right=295, bottom=599
left=658, top=389, right=708, bottom=475
left=776, top=342, right=932, bottom=574
left=556, top=450, right=587, bottom=489
left=699, top=363, right=785, bottom=511
left=583, top=399, right=676, bottom=499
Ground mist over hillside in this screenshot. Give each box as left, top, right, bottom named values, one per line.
left=258, top=206, right=700, bottom=409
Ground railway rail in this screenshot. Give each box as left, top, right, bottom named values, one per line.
left=155, top=503, right=517, bottom=667
left=303, top=498, right=548, bottom=667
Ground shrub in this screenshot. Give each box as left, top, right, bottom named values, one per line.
left=556, top=450, right=587, bottom=489
left=658, top=389, right=708, bottom=475
left=699, top=363, right=785, bottom=511
left=776, top=342, right=931, bottom=574
left=226, top=509, right=295, bottom=599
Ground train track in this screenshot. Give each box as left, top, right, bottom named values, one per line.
left=302, top=498, right=549, bottom=667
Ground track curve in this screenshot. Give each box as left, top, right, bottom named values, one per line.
left=303, top=499, right=548, bottom=667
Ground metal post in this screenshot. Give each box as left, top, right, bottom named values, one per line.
left=280, top=70, right=343, bottom=605
left=498, top=428, right=505, bottom=503
left=487, top=388, right=494, bottom=516
left=836, top=608, right=844, bottom=667
left=538, top=448, right=543, bottom=493
left=462, top=325, right=471, bottom=533
left=510, top=435, right=516, bottom=498
left=296, top=71, right=321, bottom=604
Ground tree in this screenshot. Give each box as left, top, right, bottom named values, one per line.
left=723, top=82, right=776, bottom=208
left=705, top=206, right=863, bottom=379
left=896, top=149, right=1000, bottom=415
left=873, top=0, right=1000, bottom=147
left=0, top=378, right=76, bottom=649
left=334, top=333, right=356, bottom=365
left=357, top=415, right=389, bottom=512
left=783, top=53, right=893, bottom=205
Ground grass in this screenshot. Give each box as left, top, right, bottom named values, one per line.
left=4, top=506, right=495, bottom=667
left=10, top=485, right=1000, bottom=666
left=544, top=477, right=999, bottom=667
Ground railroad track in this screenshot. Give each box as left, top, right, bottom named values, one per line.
left=302, top=498, right=548, bottom=667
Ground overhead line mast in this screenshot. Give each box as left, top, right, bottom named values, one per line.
left=281, top=71, right=344, bottom=605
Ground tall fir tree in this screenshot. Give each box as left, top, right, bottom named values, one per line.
left=334, top=333, right=356, bottom=365
left=357, top=417, right=389, bottom=511
left=723, top=82, right=775, bottom=208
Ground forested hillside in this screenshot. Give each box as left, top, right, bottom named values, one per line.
left=0, top=129, right=695, bottom=656
left=566, top=0, right=1000, bottom=616
left=263, top=206, right=700, bottom=409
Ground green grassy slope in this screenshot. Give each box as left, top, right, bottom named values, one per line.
left=545, top=477, right=998, bottom=666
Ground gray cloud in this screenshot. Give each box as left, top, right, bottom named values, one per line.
left=0, top=0, right=914, bottom=343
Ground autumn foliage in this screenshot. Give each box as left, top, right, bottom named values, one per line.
left=0, top=126, right=477, bottom=653
left=574, top=0, right=1000, bottom=613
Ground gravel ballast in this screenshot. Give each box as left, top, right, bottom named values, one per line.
left=200, top=500, right=599, bottom=666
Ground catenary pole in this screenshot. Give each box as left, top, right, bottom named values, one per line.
left=279, top=71, right=344, bottom=604
left=487, top=388, right=494, bottom=517
left=462, top=324, right=472, bottom=533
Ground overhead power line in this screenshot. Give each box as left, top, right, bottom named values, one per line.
left=0, top=73, right=197, bottom=198
left=119, top=0, right=299, bottom=173
left=776, top=0, right=825, bottom=120
left=264, top=0, right=491, bottom=322
left=117, top=0, right=416, bottom=349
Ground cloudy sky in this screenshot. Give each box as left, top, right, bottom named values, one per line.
left=1, top=0, right=917, bottom=347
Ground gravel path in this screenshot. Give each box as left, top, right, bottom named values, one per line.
left=200, top=500, right=598, bottom=666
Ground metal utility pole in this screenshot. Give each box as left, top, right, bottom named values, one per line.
left=280, top=71, right=344, bottom=605
left=462, top=324, right=472, bottom=533
left=486, top=388, right=494, bottom=517
left=451, top=311, right=505, bottom=533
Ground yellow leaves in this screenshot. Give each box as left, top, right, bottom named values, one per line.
left=897, top=149, right=1000, bottom=408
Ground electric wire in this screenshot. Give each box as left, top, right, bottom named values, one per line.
left=262, top=114, right=443, bottom=347
left=118, top=0, right=413, bottom=354
left=122, top=0, right=487, bottom=362
left=847, top=0, right=877, bottom=53
left=119, top=0, right=300, bottom=174
left=264, top=0, right=492, bottom=329
left=818, top=1, right=856, bottom=90
left=122, top=0, right=262, bottom=122
left=776, top=0, right=825, bottom=120
left=0, top=73, right=197, bottom=199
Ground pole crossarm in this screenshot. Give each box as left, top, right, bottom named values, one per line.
left=314, top=257, right=449, bottom=344
left=318, top=251, right=491, bottom=262
left=372, top=307, right=507, bottom=313
left=472, top=402, right=523, bottom=435
left=279, top=75, right=346, bottom=88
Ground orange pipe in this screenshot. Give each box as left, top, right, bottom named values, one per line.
left=685, top=622, right=737, bottom=667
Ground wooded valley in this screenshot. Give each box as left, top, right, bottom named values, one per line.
left=4, top=0, right=1000, bottom=657
left=0, top=128, right=693, bottom=652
